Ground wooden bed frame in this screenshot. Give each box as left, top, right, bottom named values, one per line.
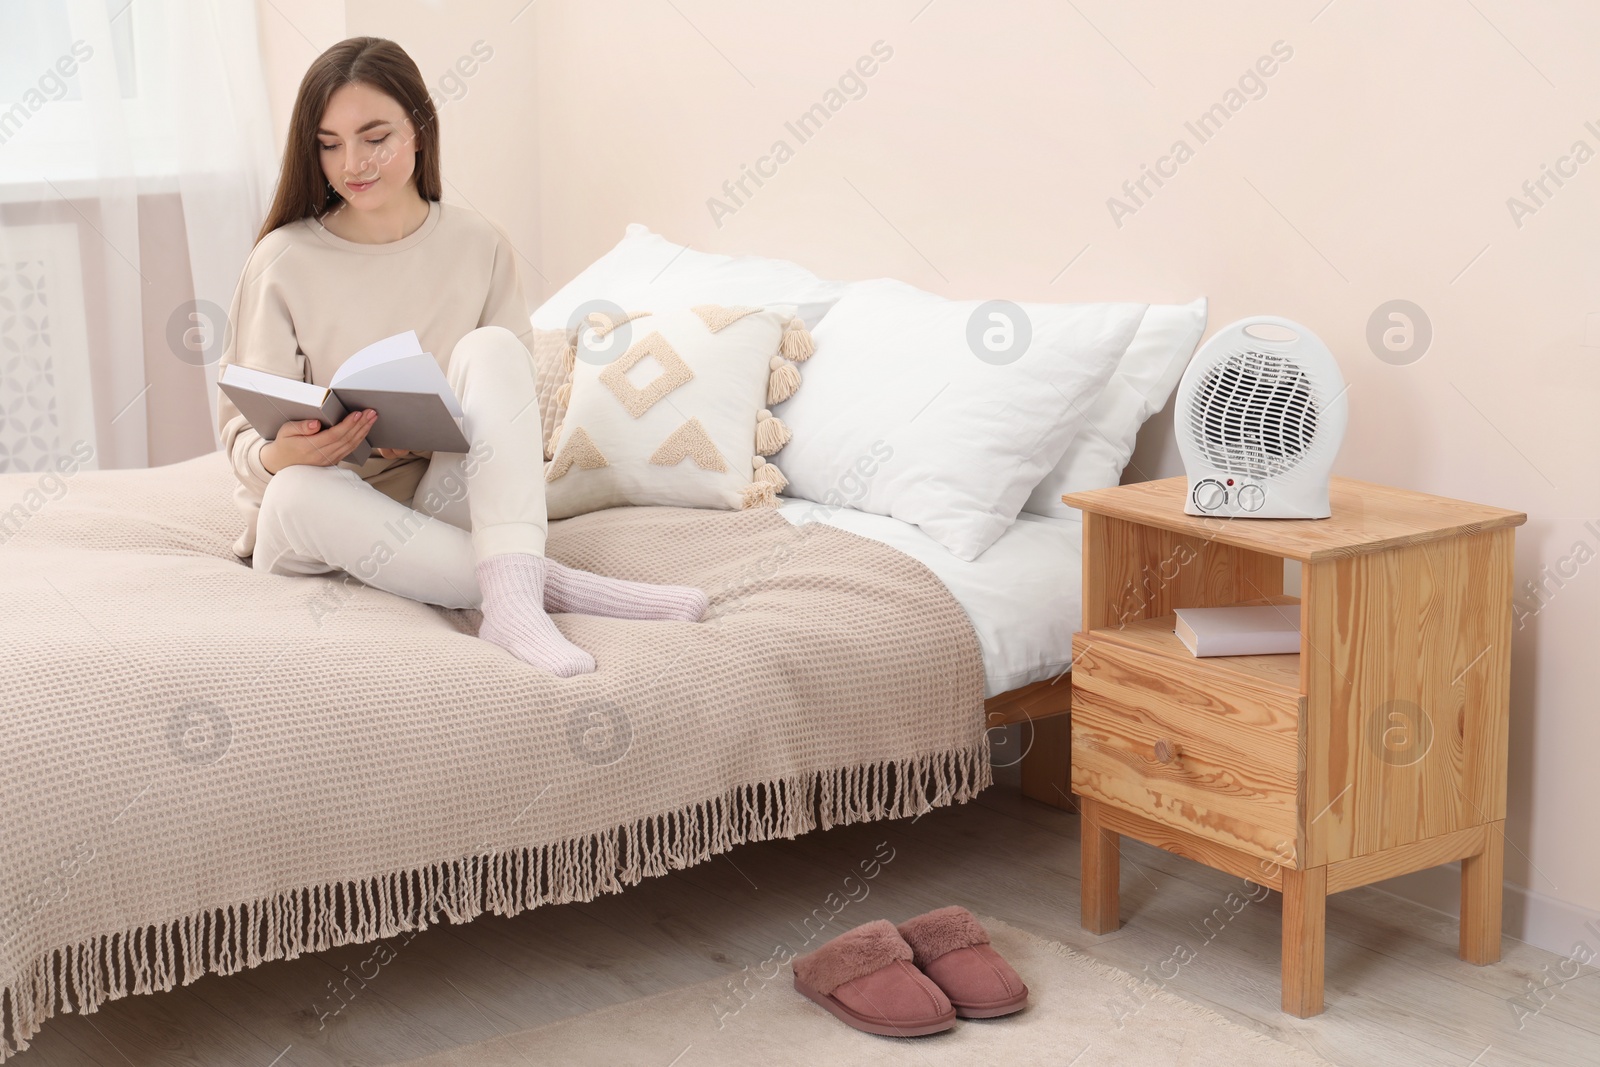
left=984, top=675, right=1074, bottom=810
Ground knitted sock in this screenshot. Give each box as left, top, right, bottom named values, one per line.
left=542, top=557, right=710, bottom=622
left=475, top=553, right=596, bottom=677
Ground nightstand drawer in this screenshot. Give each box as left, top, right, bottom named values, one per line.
left=1070, top=634, right=1301, bottom=869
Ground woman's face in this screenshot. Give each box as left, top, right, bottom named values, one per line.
left=316, top=82, right=417, bottom=210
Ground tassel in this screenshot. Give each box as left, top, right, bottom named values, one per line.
left=766, top=355, right=800, bottom=405
left=754, top=409, right=791, bottom=455
left=559, top=338, right=576, bottom=375
left=752, top=455, right=788, bottom=492
left=556, top=380, right=572, bottom=408
left=741, top=480, right=778, bottom=508
left=780, top=317, right=815, bottom=361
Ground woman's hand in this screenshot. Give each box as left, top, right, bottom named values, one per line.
left=260, top=409, right=377, bottom=473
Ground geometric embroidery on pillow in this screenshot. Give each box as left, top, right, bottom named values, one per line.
left=586, top=309, right=653, bottom=339
left=691, top=304, right=762, bottom=334
left=545, top=425, right=609, bottom=482
left=649, top=416, right=728, bottom=472
left=599, top=331, right=694, bottom=418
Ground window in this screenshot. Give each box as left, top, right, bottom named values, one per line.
left=0, top=0, right=176, bottom=187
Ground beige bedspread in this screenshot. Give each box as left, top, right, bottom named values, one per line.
left=0, top=452, right=988, bottom=1059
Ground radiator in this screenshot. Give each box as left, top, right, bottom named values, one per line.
left=0, top=221, right=98, bottom=473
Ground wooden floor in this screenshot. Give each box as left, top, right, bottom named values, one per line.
left=14, top=776, right=1599, bottom=1066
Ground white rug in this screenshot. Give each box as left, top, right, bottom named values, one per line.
left=399, top=917, right=1336, bottom=1066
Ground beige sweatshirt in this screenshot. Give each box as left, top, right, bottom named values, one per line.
left=215, top=198, right=534, bottom=559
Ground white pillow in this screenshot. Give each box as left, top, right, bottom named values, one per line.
left=1023, top=298, right=1207, bottom=521
left=544, top=306, right=807, bottom=518
left=531, top=224, right=850, bottom=332
left=774, top=279, right=1145, bottom=561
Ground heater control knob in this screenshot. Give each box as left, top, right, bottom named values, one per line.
left=1237, top=483, right=1266, bottom=512
left=1193, top=479, right=1227, bottom=511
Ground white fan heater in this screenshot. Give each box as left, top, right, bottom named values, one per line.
left=1174, top=316, right=1347, bottom=519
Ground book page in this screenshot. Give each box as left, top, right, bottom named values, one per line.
left=219, top=363, right=330, bottom=406
left=332, top=330, right=425, bottom=382
left=331, top=335, right=464, bottom=418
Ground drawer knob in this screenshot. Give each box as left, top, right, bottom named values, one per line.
left=1153, top=739, right=1178, bottom=764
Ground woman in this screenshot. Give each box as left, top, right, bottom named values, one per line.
left=216, top=37, right=707, bottom=677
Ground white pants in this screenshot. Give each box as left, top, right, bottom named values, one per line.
left=252, top=326, right=545, bottom=609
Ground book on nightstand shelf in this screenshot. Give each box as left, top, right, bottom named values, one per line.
left=218, top=329, right=468, bottom=466
left=1173, top=604, right=1300, bottom=657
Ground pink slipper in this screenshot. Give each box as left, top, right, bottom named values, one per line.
left=791, top=919, right=956, bottom=1037
left=897, top=906, right=1029, bottom=1018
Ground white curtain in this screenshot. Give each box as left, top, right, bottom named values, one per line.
left=0, top=0, right=277, bottom=473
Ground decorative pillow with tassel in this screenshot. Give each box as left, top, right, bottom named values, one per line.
left=530, top=326, right=578, bottom=460
left=542, top=305, right=812, bottom=519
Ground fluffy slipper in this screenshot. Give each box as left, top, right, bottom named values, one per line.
left=791, top=919, right=956, bottom=1037
left=897, top=906, right=1029, bottom=1018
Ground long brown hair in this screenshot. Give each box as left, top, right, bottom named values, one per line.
left=255, top=37, right=441, bottom=246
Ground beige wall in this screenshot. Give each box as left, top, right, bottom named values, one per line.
left=258, top=0, right=1600, bottom=948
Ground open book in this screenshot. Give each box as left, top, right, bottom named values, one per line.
left=219, top=330, right=468, bottom=466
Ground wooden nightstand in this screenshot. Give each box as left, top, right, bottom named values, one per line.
left=1062, top=476, right=1526, bottom=1016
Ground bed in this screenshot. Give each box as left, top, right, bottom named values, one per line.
left=776, top=500, right=1081, bottom=699
left=0, top=450, right=1074, bottom=1060
left=775, top=499, right=1080, bottom=806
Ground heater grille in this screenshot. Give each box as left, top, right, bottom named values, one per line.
left=1185, top=348, right=1320, bottom=481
